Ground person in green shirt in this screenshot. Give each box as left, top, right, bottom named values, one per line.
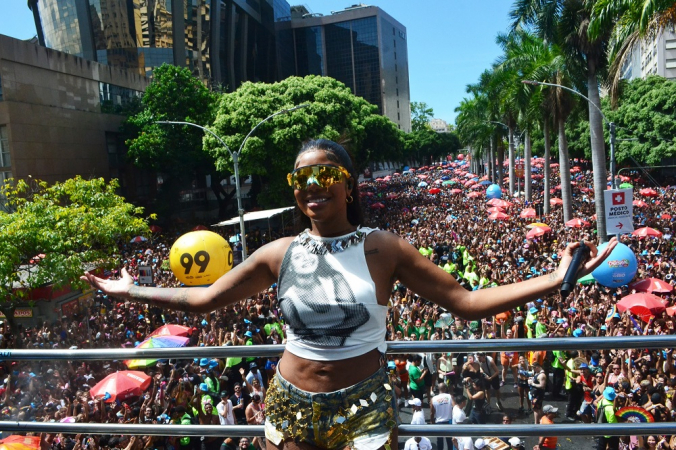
left=409, top=354, right=427, bottom=401
left=597, top=387, right=619, bottom=450
left=419, top=245, right=434, bottom=259
left=442, top=261, right=457, bottom=275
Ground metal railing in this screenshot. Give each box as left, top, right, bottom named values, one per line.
left=2, top=336, right=675, bottom=438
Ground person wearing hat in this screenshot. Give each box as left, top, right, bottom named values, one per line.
left=597, top=386, right=618, bottom=450
left=575, top=363, right=594, bottom=423
left=217, top=390, right=235, bottom=425
left=409, top=397, right=425, bottom=425
left=474, top=438, right=487, bottom=450
left=528, top=362, right=547, bottom=424
left=244, top=362, right=264, bottom=394
left=508, top=437, right=524, bottom=450
left=535, top=405, right=558, bottom=450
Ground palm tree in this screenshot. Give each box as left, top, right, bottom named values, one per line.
left=496, top=29, right=576, bottom=220
left=590, top=0, right=676, bottom=105
left=511, top=0, right=613, bottom=241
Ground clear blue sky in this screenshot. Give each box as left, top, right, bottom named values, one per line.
left=0, top=1, right=512, bottom=124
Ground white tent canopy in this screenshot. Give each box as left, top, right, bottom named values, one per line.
left=212, top=206, right=295, bottom=227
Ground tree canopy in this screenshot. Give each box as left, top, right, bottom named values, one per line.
left=0, top=177, right=150, bottom=339
left=206, top=75, right=403, bottom=207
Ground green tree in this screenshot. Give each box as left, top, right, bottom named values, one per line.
left=404, top=129, right=461, bottom=165
left=411, top=101, right=435, bottom=132
left=0, top=177, right=150, bottom=345
left=123, top=64, right=228, bottom=218
left=566, top=76, right=676, bottom=166
left=206, top=76, right=402, bottom=207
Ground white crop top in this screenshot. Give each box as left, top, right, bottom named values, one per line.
left=277, top=227, right=388, bottom=361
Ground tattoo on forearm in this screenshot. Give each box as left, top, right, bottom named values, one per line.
left=365, top=249, right=379, bottom=256
left=548, top=272, right=558, bottom=283
left=129, top=286, right=192, bottom=312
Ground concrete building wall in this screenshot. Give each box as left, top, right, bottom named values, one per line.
left=0, top=34, right=149, bottom=186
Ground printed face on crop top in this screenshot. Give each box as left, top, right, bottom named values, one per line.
left=290, top=245, right=319, bottom=275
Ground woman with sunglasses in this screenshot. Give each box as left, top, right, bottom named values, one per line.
left=83, top=139, right=616, bottom=450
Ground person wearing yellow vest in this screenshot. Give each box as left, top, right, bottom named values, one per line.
left=564, top=351, right=581, bottom=422
left=551, top=350, right=567, bottom=400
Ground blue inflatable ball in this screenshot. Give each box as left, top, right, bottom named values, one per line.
left=486, top=184, right=502, bottom=199
left=592, top=242, right=637, bottom=288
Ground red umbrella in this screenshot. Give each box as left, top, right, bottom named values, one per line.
left=633, top=200, right=648, bottom=208
left=550, top=198, right=564, bottom=206
left=487, top=206, right=505, bottom=213
left=487, top=199, right=513, bottom=208
left=632, top=227, right=663, bottom=238
left=90, top=371, right=151, bottom=403
left=667, top=306, right=676, bottom=317
left=527, top=227, right=549, bottom=239
left=639, top=188, right=659, bottom=197
left=193, top=225, right=208, bottom=231
left=565, top=218, right=591, bottom=228
left=660, top=214, right=672, bottom=220
left=450, top=188, right=462, bottom=194
left=467, top=192, right=482, bottom=198
left=386, top=193, right=397, bottom=199
left=520, top=208, right=537, bottom=219
left=629, top=278, right=673, bottom=294
left=429, top=188, right=441, bottom=194
left=617, top=293, right=666, bottom=321
left=488, top=212, right=510, bottom=220
left=149, top=225, right=162, bottom=233
left=149, top=324, right=192, bottom=337
left=370, top=202, right=385, bottom=209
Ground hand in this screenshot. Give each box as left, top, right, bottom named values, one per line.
left=81, top=267, right=134, bottom=298
left=555, top=237, right=618, bottom=282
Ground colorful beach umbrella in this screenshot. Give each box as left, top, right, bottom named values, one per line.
left=125, top=335, right=190, bottom=369
left=0, top=436, right=41, bottom=450
left=149, top=324, right=192, bottom=338
left=617, top=293, right=666, bottom=321
left=520, top=208, right=537, bottom=219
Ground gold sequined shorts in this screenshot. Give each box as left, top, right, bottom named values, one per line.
left=264, top=365, right=400, bottom=450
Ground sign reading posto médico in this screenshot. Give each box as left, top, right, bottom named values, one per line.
left=604, top=188, right=634, bottom=235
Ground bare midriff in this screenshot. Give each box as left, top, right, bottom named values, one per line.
left=277, top=347, right=382, bottom=393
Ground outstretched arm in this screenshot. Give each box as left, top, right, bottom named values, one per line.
left=81, top=238, right=290, bottom=313
left=372, top=232, right=617, bottom=320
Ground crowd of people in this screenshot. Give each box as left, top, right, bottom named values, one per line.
left=0, top=157, right=675, bottom=450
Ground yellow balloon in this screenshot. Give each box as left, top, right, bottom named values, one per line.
left=169, top=231, right=233, bottom=286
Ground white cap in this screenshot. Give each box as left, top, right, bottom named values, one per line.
left=474, top=438, right=486, bottom=449
left=410, top=398, right=422, bottom=407
left=508, top=437, right=522, bottom=447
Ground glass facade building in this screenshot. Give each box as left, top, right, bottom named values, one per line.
left=28, top=0, right=285, bottom=89
left=288, top=5, right=411, bottom=131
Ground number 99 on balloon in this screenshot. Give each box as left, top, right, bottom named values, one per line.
left=169, top=231, right=233, bottom=286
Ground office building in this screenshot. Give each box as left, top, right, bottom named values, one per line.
left=0, top=34, right=152, bottom=199
left=285, top=4, right=411, bottom=131
left=429, top=118, right=448, bottom=133
left=621, top=28, right=676, bottom=80
left=27, top=0, right=286, bottom=89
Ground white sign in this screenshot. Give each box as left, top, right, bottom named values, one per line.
left=138, top=265, right=154, bottom=285
left=604, top=188, right=634, bottom=234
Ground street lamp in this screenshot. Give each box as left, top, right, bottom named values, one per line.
left=522, top=80, right=618, bottom=242
left=156, top=103, right=309, bottom=261
left=521, top=80, right=618, bottom=189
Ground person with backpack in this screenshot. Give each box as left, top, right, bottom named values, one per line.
left=597, top=386, right=619, bottom=450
